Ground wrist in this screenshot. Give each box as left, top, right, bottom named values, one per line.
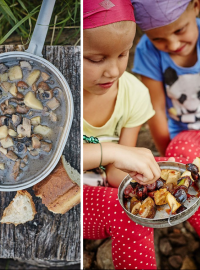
left=101, top=143, right=120, bottom=165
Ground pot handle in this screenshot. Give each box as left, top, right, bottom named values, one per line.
left=26, top=0, right=56, bottom=57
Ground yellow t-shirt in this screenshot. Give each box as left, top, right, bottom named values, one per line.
left=83, top=71, right=155, bottom=143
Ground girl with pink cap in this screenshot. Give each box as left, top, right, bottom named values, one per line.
left=83, top=0, right=179, bottom=269
left=132, top=0, right=200, bottom=236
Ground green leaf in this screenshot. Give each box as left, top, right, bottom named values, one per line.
left=0, top=0, right=17, bottom=23
left=0, top=5, right=39, bottom=45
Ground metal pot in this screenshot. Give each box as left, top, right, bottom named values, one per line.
left=118, top=161, right=200, bottom=228
left=0, top=0, right=74, bottom=191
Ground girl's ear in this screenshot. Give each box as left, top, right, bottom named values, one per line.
left=193, top=0, right=200, bottom=16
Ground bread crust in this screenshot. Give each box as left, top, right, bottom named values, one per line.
left=1, top=190, right=37, bottom=226
left=33, top=157, right=80, bottom=214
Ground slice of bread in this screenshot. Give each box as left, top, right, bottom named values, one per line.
left=0, top=190, right=37, bottom=226
left=33, top=155, right=80, bottom=214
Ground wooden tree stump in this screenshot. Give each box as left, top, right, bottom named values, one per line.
left=0, top=45, right=80, bottom=267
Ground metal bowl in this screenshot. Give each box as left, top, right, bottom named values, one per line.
left=118, top=161, right=200, bottom=228
left=0, top=52, right=73, bottom=191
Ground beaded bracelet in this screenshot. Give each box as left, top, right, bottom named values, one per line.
left=83, top=135, right=105, bottom=170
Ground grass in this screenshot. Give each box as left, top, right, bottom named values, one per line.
left=0, top=0, right=80, bottom=46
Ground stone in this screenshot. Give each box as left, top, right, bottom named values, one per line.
left=96, top=239, right=114, bottom=269
left=168, top=233, right=187, bottom=245
left=184, top=221, right=198, bottom=235
left=85, top=239, right=105, bottom=252
left=174, top=246, right=189, bottom=258
left=159, top=238, right=173, bottom=256
left=184, top=232, right=199, bottom=252
left=168, top=255, right=183, bottom=269
left=181, top=256, right=197, bottom=270
left=83, top=250, right=95, bottom=269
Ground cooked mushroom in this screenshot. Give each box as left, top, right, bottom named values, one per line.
left=32, top=133, right=43, bottom=140
left=9, top=98, right=24, bottom=105
left=38, top=81, right=51, bottom=91
left=17, top=118, right=31, bottom=137
left=16, top=92, right=24, bottom=99
left=12, top=159, right=21, bottom=180
left=40, top=141, right=52, bottom=152
left=46, top=97, right=60, bottom=110
left=49, top=111, right=57, bottom=122
left=16, top=105, right=30, bottom=114
left=6, top=150, right=18, bottom=161
left=41, top=72, right=50, bottom=81
left=22, top=154, right=28, bottom=163
left=32, top=83, right=37, bottom=92
left=39, top=89, right=53, bottom=100
left=20, top=161, right=26, bottom=168
left=17, top=81, right=29, bottom=90
left=138, top=197, right=156, bottom=218
left=14, top=142, right=27, bottom=155
left=0, top=116, right=7, bottom=127
left=20, top=61, right=32, bottom=70
left=1, top=103, right=16, bottom=114
left=32, top=136, right=41, bottom=149
left=29, top=149, right=39, bottom=156
left=12, top=114, right=22, bottom=127
left=0, top=64, right=8, bottom=74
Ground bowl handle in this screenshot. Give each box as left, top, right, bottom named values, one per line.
left=26, top=0, right=56, bottom=57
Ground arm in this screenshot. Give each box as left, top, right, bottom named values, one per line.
left=83, top=141, right=160, bottom=187
left=141, top=76, right=170, bottom=156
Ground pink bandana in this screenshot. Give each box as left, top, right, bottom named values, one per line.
left=83, top=0, right=135, bottom=29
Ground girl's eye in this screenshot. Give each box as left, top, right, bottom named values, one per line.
left=88, top=58, right=104, bottom=63
left=175, top=27, right=185, bottom=34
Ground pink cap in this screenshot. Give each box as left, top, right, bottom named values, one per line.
left=83, top=0, right=135, bottom=29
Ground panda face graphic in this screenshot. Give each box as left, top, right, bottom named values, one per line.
left=164, top=67, right=200, bottom=128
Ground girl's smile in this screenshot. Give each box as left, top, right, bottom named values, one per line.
left=145, top=0, right=200, bottom=60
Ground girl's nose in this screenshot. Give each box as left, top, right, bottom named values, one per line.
left=104, top=60, right=120, bottom=78
left=167, top=37, right=181, bottom=51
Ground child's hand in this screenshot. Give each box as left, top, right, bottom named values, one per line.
left=112, top=145, right=161, bottom=185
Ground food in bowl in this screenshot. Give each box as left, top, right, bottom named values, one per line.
left=0, top=61, right=64, bottom=183
left=123, top=158, right=200, bottom=219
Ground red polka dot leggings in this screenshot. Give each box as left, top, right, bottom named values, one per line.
left=83, top=185, right=156, bottom=269
left=165, top=130, right=200, bottom=236
left=84, top=142, right=200, bottom=269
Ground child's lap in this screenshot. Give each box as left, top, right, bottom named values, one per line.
left=165, top=130, right=200, bottom=162
left=83, top=185, right=154, bottom=241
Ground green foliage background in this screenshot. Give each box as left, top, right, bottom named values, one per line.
left=0, top=0, right=80, bottom=45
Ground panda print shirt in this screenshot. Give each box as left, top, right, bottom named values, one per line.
left=133, top=18, right=200, bottom=139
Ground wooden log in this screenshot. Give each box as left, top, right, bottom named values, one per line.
left=0, top=46, right=80, bottom=266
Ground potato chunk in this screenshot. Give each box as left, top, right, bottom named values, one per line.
left=9, top=83, right=18, bottom=97
left=154, top=188, right=169, bottom=205
left=0, top=125, right=8, bottom=139
left=0, top=136, right=13, bottom=148
left=26, top=70, right=40, bottom=86
left=138, top=197, right=156, bottom=218
left=160, top=169, right=170, bottom=181
left=166, top=193, right=181, bottom=213
left=166, top=170, right=181, bottom=185
left=24, top=92, right=43, bottom=110
left=9, top=66, right=22, bottom=81
left=33, top=125, right=51, bottom=136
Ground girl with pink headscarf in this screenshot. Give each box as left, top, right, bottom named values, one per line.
left=132, top=0, right=200, bottom=238
left=82, top=0, right=181, bottom=269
